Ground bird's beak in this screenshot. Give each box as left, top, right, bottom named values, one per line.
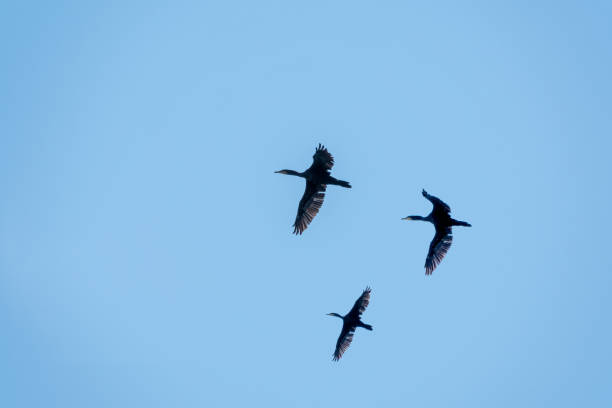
left=274, top=170, right=282, bottom=174
left=401, top=216, right=412, bottom=220
left=326, top=313, right=333, bottom=316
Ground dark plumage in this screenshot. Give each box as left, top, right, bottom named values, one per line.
left=327, top=287, right=372, bottom=361
left=402, top=189, right=471, bottom=275
left=275, top=144, right=351, bottom=234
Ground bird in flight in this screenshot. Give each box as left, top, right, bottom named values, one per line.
left=275, top=144, right=351, bottom=234
left=327, top=287, right=372, bottom=361
left=402, top=189, right=471, bottom=275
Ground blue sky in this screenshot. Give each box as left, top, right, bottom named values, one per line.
left=1, top=1, right=611, bottom=407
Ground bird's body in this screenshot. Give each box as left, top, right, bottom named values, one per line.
left=327, top=287, right=372, bottom=361
left=403, top=190, right=471, bottom=275
left=275, top=144, right=351, bottom=234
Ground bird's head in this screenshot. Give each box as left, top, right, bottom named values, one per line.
left=274, top=169, right=290, bottom=174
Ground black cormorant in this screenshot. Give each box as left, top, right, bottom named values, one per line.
left=402, top=189, right=471, bottom=275
left=327, top=287, right=372, bottom=361
left=275, top=144, right=351, bottom=234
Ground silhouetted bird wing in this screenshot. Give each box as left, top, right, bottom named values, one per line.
left=332, top=322, right=354, bottom=361
left=293, top=181, right=326, bottom=234
left=347, top=287, right=371, bottom=319
left=425, top=227, right=453, bottom=275
left=422, top=189, right=450, bottom=213
left=308, top=144, right=334, bottom=174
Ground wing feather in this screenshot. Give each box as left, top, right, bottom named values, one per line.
left=347, top=287, right=371, bottom=318
left=310, top=144, right=334, bottom=173
left=293, top=181, right=326, bottom=234
left=332, top=324, right=355, bottom=361
left=425, top=228, right=453, bottom=275
left=422, top=189, right=451, bottom=213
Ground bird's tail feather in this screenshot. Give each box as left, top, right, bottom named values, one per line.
left=360, top=323, right=373, bottom=331
left=452, top=219, right=471, bottom=227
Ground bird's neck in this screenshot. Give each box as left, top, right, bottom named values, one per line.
left=408, top=215, right=430, bottom=221
left=282, top=170, right=305, bottom=177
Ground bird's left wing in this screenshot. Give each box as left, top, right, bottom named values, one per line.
left=293, top=181, right=327, bottom=234
left=347, top=287, right=371, bottom=318
left=425, top=228, right=453, bottom=275
left=332, top=324, right=355, bottom=361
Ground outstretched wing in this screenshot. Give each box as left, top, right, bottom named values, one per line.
left=347, top=287, right=371, bottom=319
left=425, top=228, right=453, bottom=275
left=309, top=144, right=335, bottom=173
left=422, top=189, right=451, bottom=213
left=332, top=323, right=354, bottom=361
left=293, top=181, right=326, bottom=234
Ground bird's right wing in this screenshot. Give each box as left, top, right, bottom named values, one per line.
left=425, top=228, right=453, bottom=275
left=332, top=324, right=355, bottom=361
left=347, top=287, right=371, bottom=318
left=422, top=189, right=451, bottom=213
left=293, top=181, right=326, bottom=234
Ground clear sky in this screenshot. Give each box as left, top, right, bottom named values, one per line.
left=1, top=1, right=611, bottom=407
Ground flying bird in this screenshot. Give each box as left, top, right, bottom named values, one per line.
left=275, top=144, right=351, bottom=234
left=402, top=189, right=471, bottom=275
left=327, top=287, right=372, bottom=361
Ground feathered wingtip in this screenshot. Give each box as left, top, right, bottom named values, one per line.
left=313, top=143, right=334, bottom=170
left=292, top=188, right=326, bottom=235
left=425, top=233, right=453, bottom=275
